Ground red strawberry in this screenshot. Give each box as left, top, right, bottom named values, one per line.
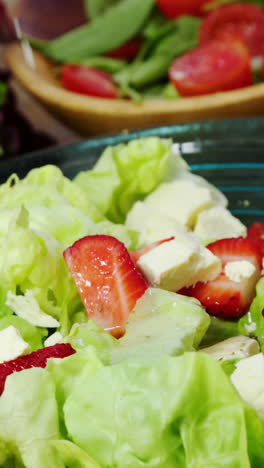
left=0, top=343, right=75, bottom=395
left=130, top=237, right=174, bottom=264
left=184, top=237, right=262, bottom=319
left=247, top=222, right=264, bottom=256
left=64, top=235, right=148, bottom=338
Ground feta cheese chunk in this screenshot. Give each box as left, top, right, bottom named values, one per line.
left=231, top=353, right=264, bottom=420
left=224, top=260, right=258, bottom=303
left=194, top=206, right=247, bottom=241
left=45, top=331, right=63, bottom=347
left=144, top=180, right=214, bottom=228
left=0, top=326, right=31, bottom=363
left=137, top=235, right=221, bottom=291
left=125, top=201, right=188, bottom=246
left=6, top=290, right=59, bottom=328
left=224, top=261, right=256, bottom=283
left=202, top=336, right=260, bottom=362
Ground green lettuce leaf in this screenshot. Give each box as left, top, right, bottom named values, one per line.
left=111, top=288, right=210, bottom=363
left=0, top=354, right=102, bottom=468
left=64, top=352, right=259, bottom=468
left=1, top=165, right=103, bottom=222
left=51, top=440, right=102, bottom=468
left=0, top=206, right=78, bottom=330
left=66, top=321, right=117, bottom=364
left=239, top=278, right=264, bottom=351
left=0, top=165, right=103, bottom=248
left=244, top=404, right=264, bottom=468
left=47, top=347, right=102, bottom=435
left=200, top=316, right=240, bottom=348
left=74, top=137, right=184, bottom=223
left=0, top=368, right=63, bottom=468
left=0, top=166, right=137, bottom=249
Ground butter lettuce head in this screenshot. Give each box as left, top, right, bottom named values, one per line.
left=64, top=352, right=264, bottom=468
left=74, top=137, right=185, bottom=223
left=1, top=350, right=264, bottom=468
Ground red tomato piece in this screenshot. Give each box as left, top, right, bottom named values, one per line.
left=169, top=39, right=252, bottom=97
left=156, top=0, right=208, bottom=18
left=200, top=2, right=264, bottom=59
left=61, top=65, right=119, bottom=99
left=106, top=38, right=142, bottom=61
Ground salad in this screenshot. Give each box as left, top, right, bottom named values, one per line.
left=30, top=0, right=264, bottom=100
left=1, top=136, right=264, bottom=467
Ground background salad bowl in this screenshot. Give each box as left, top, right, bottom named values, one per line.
left=6, top=43, right=264, bottom=136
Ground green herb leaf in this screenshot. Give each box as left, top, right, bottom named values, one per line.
left=116, top=15, right=200, bottom=89
left=75, top=56, right=127, bottom=74
left=35, top=0, right=155, bottom=62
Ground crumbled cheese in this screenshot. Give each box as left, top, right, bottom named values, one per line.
left=45, top=331, right=63, bottom=347
left=6, top=290, right=59, bottom=328
left=224, top=261, right=256, bottom=283
left=244, top=322, right=257, bottom=334
left=0, top=326, right=31, bottom=363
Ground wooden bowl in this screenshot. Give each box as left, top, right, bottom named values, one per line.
left=6, top=42, right=264, bottom=136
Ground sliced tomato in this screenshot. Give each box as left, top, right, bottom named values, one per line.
left=156, top=0, right=208, bottom=18
left=61, top=65, right=119, bottom=99
left=169, top=39, right=252, bottom=97
left=106, top=38, right=142, bottom=61
left=200, top=2, right=264, bottom=59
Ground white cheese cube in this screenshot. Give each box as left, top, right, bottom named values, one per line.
left=224, top=261, right=258, bottom=300
left=231, top=353, right=264, bottom=420
left=44, top=331, right=63, bottom=347
left=0, top=326, right=31, bottom=363
left=125, top=201, right=188, bottom=246
left=144, top=179, right=214, bottom=228
left=191, top=245, right=222, bottom=285
left=202, top=336, right=260, bottom=362
left=194, top=206, right=247, bottom=241
left=137, top=236, right=221, bottom=291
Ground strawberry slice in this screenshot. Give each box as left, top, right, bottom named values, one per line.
left=64, top=235, right=148, bottom=337
left=0, top=343, right=75, bottom=395
left=247, top=222, right=264, bottom=257
left=130, top=237, right=174, bottom=264
left=183, top=237, right=262, bottom=319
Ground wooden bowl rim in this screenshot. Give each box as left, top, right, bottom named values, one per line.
left=6, top=42, right=264, bottom=118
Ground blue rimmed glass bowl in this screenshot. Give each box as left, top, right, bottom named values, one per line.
left=1, top=117, right=264, bottom=225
